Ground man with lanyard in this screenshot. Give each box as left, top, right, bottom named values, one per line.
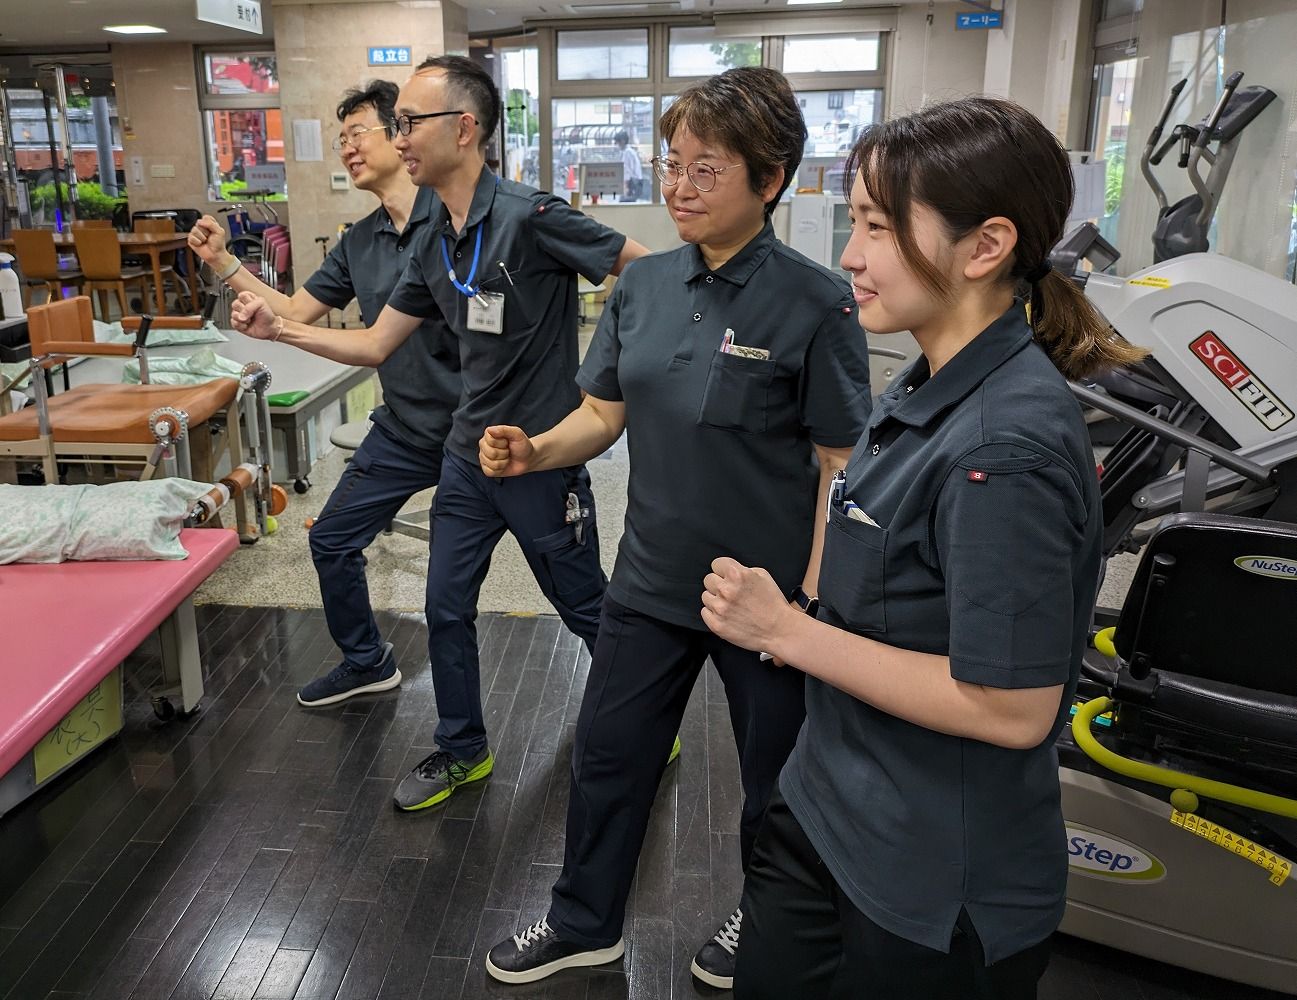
left=189, top=80, right=459, bottom=708
left=229, top=55, right=648, bottom=811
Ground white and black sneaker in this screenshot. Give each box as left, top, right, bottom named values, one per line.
left=485, top=917, right=624, bottom=984
left=690, top=907, right=742, bottom=989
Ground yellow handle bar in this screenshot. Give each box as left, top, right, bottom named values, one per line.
left=1071, top=696, right=1297, bottom=820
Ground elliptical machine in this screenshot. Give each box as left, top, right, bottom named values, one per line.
left=1147, top=73, right=1275, bottom=262
left=1051, top=71, right=1294, bottom=557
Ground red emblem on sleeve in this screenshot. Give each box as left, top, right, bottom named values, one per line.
left=967, top=470, right=988, bottom=483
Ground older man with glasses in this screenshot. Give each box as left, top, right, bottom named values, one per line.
left=189, top=80, right=460, bottom=708
left=229, top=55, right=650, bottom=813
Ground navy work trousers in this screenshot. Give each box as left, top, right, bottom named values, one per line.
left=549, top=595, right=807, bottom=947
left=309, top=420, right=442, bottom=670
left=427, top=450, right=605, bottom=758
left=734, top=789, right=1052, bottom=999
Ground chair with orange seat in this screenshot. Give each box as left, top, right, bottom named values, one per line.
left=72, top=227, right=154, bottom=321
left=0, top=296, right=283, bottom=538
left=11, top=229, right=83, bottom=308
left=71, top=219, right=114, bottom=229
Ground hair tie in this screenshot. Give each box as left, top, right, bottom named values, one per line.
left=1025, top=260, right=1052, bottom=284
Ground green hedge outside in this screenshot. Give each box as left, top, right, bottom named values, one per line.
left=29, top=181, right=126, bottom=221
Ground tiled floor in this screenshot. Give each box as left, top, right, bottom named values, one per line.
left=0, top=607, right=1289, bottom=1000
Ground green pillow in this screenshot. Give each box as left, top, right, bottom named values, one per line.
left=122, top=348, right=244, bottom=385
left=268, top=390, right=310, bottom=407
left=95, top=319, right=229, bottom=347
left=0, top=479, right=211, bottom=564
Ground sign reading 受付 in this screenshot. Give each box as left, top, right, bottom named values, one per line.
left=195, top=0, right=264, bottom=34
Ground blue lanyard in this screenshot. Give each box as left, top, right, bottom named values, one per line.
left=441, top=222, right=484, bottom=297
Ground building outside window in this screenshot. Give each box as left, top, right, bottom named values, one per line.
left=197, top=50, right=284, bottom=201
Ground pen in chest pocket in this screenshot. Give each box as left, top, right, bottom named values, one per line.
left=826, top=469, right=846, bottom=523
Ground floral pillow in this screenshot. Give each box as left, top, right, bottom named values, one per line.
left=0, top=479, right=210, bottom=564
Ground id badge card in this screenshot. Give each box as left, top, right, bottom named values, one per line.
left=467, top=291, right=505, bottom=334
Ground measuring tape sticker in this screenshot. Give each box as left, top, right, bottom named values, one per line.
left=1128, top=275, right=1172, bottom=288
left=1171, top=810, right=1292, bottom=886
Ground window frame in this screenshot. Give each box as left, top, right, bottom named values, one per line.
left=533, top=19, right=889, bottom=205
left=195, top=47, right=283, bottom=198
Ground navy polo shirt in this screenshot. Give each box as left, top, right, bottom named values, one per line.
left=780, top=305, right=1103, bottom=963
left=386, top=168, right=627, bottom=461
left=577, top=222, right=872, bottom=630
left=304, top=186, right=459, bottom=455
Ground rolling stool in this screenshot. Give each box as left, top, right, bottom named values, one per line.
left=326, top=419, right=432, bottom=540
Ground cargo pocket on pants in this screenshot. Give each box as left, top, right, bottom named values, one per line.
left=533, top=523, right=605, bottom=605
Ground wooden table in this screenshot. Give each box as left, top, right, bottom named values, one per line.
left=0, top=231, right=200, bottom=315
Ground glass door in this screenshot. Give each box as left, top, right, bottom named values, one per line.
left=499, top=45, right=540, bottom=189
left=1087, top=52, right=1138, bottom=245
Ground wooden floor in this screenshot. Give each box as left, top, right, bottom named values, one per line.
left=0, top=606, right=1289, bottom=1000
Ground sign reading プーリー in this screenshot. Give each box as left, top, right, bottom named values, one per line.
left=196, top=0, right=264, bottom=34
left=956, top=10, right=1003, bottom=29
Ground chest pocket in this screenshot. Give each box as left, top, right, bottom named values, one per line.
left=819, top=505, right=887, bottom=635
left=698, top=350, right=774, bottom=433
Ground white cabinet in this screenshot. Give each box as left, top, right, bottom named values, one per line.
left=788, top=193, right=921, bottom=398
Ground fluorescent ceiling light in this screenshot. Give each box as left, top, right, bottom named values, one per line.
left=103, top=24, right=168, bottom=34
left=787, top=0, right=843, bottom=4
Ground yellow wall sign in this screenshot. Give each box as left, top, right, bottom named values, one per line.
left=1171, top=809, right=1292, bottom=886
left=33, top=669, right=123, bottom=785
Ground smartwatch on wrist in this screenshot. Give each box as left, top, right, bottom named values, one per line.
left=791, top=586, right=819, bottom=617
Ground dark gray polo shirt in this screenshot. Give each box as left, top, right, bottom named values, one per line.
left=577, top=222, right=872, bottom=630
left=304, top=185, right=459, bottom=455
left=386, top=168, right=626, bottom=461
left=780, top=305, right=1102, bottom=963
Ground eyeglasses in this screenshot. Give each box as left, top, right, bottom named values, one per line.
left=330, top=124, right=391, bottom=152
left=390, top=110, right=472, bottom=136
left=651, top=156, right=744, bottom=193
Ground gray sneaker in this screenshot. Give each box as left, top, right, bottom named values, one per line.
left=394, top=746, right=494, bottom=811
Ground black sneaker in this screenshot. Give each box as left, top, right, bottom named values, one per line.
left=485, top=917, right=624, bottom=984
left=690, top=907, right=742, bottom=989
left=297, top=642, right=401, bottom=707
left=393, top=746, right=493, bottom=811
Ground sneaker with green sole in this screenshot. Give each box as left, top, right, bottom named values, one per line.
left=394, top=746, right=493, bottom=811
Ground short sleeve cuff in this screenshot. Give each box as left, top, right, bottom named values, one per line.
left=949, top=653, right=1073, bottom=690
left=302, top=276, right=352, bottom=311
left=576, top=370, right=623, bottom=402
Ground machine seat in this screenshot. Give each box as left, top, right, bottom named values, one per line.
left=1103, top=512, right=1297, bottom=771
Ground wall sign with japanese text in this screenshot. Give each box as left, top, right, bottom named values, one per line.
left=195, top=0, right=264, bottom=34
left=369, top=47, right=413, bottom=66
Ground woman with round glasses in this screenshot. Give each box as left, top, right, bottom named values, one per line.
left=478, top=66, right=872, bottom=989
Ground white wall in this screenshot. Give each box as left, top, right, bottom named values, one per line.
left=888, top=2, right=989, bottom=115
left=1217, top=0, right=1297, bottom=277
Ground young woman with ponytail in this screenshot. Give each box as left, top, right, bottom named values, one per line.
left=700, top=96, right=1146, bottom=999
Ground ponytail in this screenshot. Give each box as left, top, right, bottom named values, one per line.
left=1028, top=270, right=1149, bottom=381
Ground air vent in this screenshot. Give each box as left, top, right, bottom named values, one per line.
left=562, top=1, right=682, bottom=13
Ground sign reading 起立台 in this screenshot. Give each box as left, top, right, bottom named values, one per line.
left=195, top=0, right=263, bottom=34
left=369, top=47, right=413, bottom=66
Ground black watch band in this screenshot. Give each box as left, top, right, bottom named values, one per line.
left=791, top=586, right=819, bottom=617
